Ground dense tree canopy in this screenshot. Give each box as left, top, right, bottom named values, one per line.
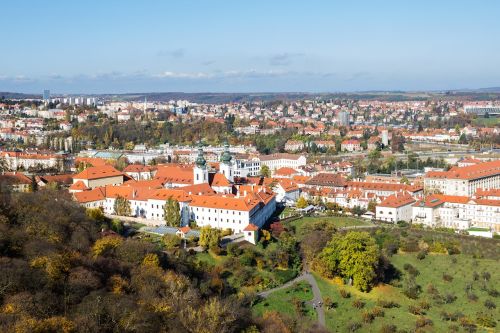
left=317, top=231, right=380, bottom=291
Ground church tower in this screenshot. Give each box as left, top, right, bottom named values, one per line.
left=193, top=142, right=208, bottom=184
left=219, top=141, right=234, bottom=183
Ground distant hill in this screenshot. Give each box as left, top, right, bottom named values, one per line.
left=0, top=91, right=41, bottom=99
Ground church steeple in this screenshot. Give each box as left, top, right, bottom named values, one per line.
left=220, top=140, right=232, bottom=164
left=195, top=141, right=207, bottom=169
left=219, top=140, right=234, bottom=183
left=193, top=141, right=208, bottom=184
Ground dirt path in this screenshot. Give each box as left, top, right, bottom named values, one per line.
left=257, top=272, right=326, bottom=327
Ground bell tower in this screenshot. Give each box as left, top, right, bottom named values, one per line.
left=219, top=141, right=234, bottom=183
left=193, top=142, right=208, bottom=184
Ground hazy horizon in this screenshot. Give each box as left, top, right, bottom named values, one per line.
left=1, top=0, right=500, bottom=94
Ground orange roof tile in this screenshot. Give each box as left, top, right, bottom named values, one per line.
left=73, top=165, right=123, bottom=181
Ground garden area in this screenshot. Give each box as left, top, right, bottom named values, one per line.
left=315, top=252, right=499, bottom=332
left=257, top=219, right=500, bottom=332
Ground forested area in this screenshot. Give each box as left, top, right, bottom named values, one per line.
left=0, top=189, right=266, bottom=333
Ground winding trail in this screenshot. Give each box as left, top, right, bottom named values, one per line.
left=257, top=272, right=326, bottom=328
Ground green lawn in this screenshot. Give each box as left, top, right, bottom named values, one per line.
left=194, top=251, right=226, bottom=267
left=253, top=281, right=316, bottom=320
left=286, top=216, right=372, bottom=240
left=313, top=253, right=499, bottom=332
left=472, top=117, right=500, bottom=127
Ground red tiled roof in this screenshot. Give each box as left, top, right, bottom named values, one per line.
left=73, top=165, right=123, bottom=181
left=243, top=223, right=259, bottom=231
left=379, top=192, right=416, bottom=208
left=426, top=160, right=500, bottom=180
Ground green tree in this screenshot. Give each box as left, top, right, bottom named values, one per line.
left=296, top=196, right=308, bottom=209
left=164, top=198, right=181, bottom=227
left=199, top=226, right=221, bottom=249
left=318, top=231, right=380, bottom=291
left=260, top=164, right=271, bottom=178
left=113, top=196, right=131, bottom=216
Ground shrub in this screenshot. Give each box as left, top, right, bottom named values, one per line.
left=362, top=311, right=374, bottom=323
left=346, top=321, right=362, bottom=332
left=352, top=299, right=365, bottom=309
left=467, top=292, right=479, bottom=302
left=339, top=289, right=351, bottom=299
left=442, top=273, right=453, bottom=282
left=379, top=324, right=397, bottom=333
left=459, top=317, right=477, bottom=332
left=408, top=305, right=424, bottom=315
left=484, top=299, right=496, bottom=309
left=415, top=316, right=433, bottom=328
left=403, top=264, right=419, bottom=277
left=418, top=300, right=431, bottom=310
left=377, top=299, right=400, bottom=308
left=472, top=271, right=479, bottom=281
left=441, top=311, right=464, bottom=322
left=416, top=250, right=426, bottom=260
left=426, top=283, right=438, bottom=295
left=476, top=312, right=496, bottom=328
left=371, top=307, right=384, bottom=317
left=403, top=276, right=421, bottom=299
left=444, top=293, right=457, bottom=304
left=487, top=288, right=499, bottom=297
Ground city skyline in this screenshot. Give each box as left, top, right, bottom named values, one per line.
left=1, top=0, right=500, bottom=93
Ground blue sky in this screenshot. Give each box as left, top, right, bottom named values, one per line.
left=1, top=0, right=499, bottom=94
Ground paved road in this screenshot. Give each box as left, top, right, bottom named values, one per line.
left=258, top=272, right=326, bottom=328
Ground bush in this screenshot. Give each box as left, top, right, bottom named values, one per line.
left=418, top=300, right=431, bottom=310
left=459, top=317, right=477, bottom=332
left=467, top=292, right=479, bottom=302
left=442, top=273, right=453, bottom=282
left=362, top=311, right=374, bottom=323
left=444, top=293, right=457, bottom=304
left=476, top=312, right=496, bottom=328
left=371, top=307, right=384, bottom=318
left=408, top=305, right=424, bottom=315
left=226, top=243, right=242, bottom=257
left=416, top=250, right=427, bottom=260
left=379, top=324, right=397, bottom=333
left=415, top=316, right=433, bottom=328
left=487, top=288, right=499, bottom=297
left=403, top=263, right=419, bottom=277
left=484, top=299, right=496, bottom=309
left=352, top=299, right=365, bottom=309
left=377, top=299, right=400, bottom=308
left=339, top=289, right=351, bottom=298
left=346, top=321, right=362, bottom=332
left=403, top=276, right=421, bottom=299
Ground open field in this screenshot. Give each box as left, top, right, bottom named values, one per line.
left=314, top=253, right=499, bottom=332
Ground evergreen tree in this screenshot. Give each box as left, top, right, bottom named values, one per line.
left=164, top=198, right=181, bottom=227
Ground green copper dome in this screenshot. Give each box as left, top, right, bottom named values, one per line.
left=220, top=141, right=232, bottom=164
left=195, top=142, right=206, bottom=168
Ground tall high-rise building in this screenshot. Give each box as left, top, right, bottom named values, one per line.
left=337, top=110, right=350, bottom=126
left=43, top=89, right=50, bottom=101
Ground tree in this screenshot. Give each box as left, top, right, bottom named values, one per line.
left=164, top=198, right=181, bottom=227
left=113, top=196, right=131, bottom=216
left=367, top=201, right=377, bottom=213
left=199, top=226, right=221, bottom=249
left=260, top=165, right=271, bottom=178
left=163, top=233, right=181, bottom=249
left=296, top=197, right=308, bottom=209
left=318, top=231, right=380, bottom=291
left=458, top=133, right=468, bottom=144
